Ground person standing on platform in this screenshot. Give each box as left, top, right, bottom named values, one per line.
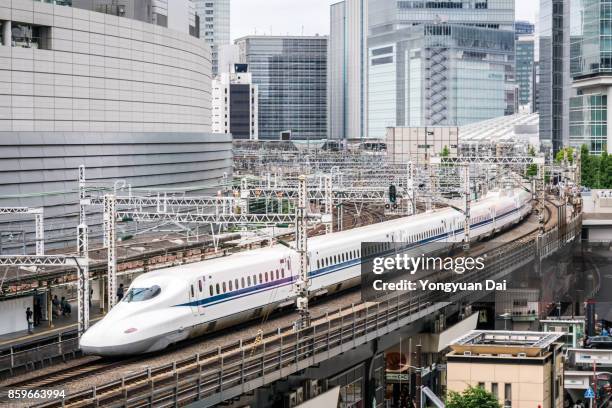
left=117, top=283, right=124, bottom=302
left=33, top=300, right=42, bottom=326
left=26, top=307, right=33, bottom=333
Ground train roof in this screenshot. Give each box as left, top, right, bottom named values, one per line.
left=133, top=189, right=526, bottom=283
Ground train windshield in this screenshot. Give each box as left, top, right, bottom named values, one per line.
left=123, top=285, right=161, bottom=302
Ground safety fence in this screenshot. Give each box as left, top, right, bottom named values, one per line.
left=34, top=214, right=582, bottom=408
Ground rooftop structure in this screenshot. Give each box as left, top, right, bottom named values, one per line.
left=449, top=330, right=564, bottom=357
left=447, top=330, right=565, bottom=408
left=459, top=113, right=540, bottom=145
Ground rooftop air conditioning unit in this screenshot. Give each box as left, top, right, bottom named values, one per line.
left=285, top=392, right=297, bottom=408
left=296, top=387, right=304, bottom=404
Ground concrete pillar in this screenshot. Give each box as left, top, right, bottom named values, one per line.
left=607, top=86, right=612, bottom=153
left=47, top=281, right=53, bottom=328
left=2, top=20, right=11, bottom=47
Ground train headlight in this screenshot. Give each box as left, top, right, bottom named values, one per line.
left=124, top=327, right=138, bottom=334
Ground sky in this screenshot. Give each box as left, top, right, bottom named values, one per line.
left=230, top=0, right=539, bottom=41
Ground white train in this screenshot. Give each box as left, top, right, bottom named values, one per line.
left=79, top=189, right=532, bottom=355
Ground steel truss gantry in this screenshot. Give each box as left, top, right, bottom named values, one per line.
left=0, top=207, right=45, bottom=255
left=0, top=251, right=89, bottom=335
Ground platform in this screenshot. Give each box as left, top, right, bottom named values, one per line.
left=0, top=302, right=103, bottom=350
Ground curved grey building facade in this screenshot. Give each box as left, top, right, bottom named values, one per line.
left=0, top=0, right=231, bottom=250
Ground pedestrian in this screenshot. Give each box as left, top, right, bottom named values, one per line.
left=26, top=307, right=33, bottom=333
left=117, top=283, right=124, bottom=302
left=52, top=295, right=60, bottom=317
left=33, top=300, right=42, bottom=326
left=60, top=297, right=68, bottom=316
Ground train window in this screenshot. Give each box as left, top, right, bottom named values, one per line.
left=265, top=272, right=269, bottom=282
left=276, top=269, right=279, bottom=280
left=229, top=280, right=233, bottom=291
left=317, top=259, right=320, bottom=269
left=123, top=285, right=162, bottom=302
left=190, top=285, right=194, bottom=298
left=209, top=285, right=214, bottom=296
left=222, top=282, right=227, bottom=293
left=216, top=283, right=220, bottom=295
left=241, top=277, right=245, bottom=288
left=281, top=268, right=284, bottom=278
left=247, top=276, right=252, bottom=286
left=259, top=273, right=263, bottom=284
left=253, top=275, right=257, bottom=285
left=235, top=279, right=239, bottom=289
left=198, top=280, right=202, bottom=292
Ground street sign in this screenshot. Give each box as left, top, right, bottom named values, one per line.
left=584, top=387, right=595, bottom=399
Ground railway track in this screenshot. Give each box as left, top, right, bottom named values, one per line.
left=19, top=198, right=562, bottom=407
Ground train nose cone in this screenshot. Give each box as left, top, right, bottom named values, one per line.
left=79, top=322, right=154, bottom=356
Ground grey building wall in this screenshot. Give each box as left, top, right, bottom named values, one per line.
left=0, top=1, right=228, bottom=250
left=0, top=0, right=212, bottom=133
left=0, top=132, right=232, bottom=250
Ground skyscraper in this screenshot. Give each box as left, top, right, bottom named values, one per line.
left=366, top=0, right=517, bottom=138
left=328, top=0, right=368, bottom=141
left=538, top=0, right=571, bottom=154
left=514, top=20, right=535, bottom=36
left=194, top=0, right=230, bottom=75
left=516, top=35, right=535, bottom=109
left=235, top=36, right=328, bottom=141
left=368, top=24, right=515, bottom=138
left=569, top=0, right=612, bottom=154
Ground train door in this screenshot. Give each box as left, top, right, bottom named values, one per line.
left=198, top=277, right=206, bottom=315
left=189, top=282, right=198, bottom=316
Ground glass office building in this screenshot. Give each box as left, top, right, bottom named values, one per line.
left=568, top=0, right=612, bottom=154
left=194, top=0, right=230, bottom=75
left=328, top=0, right=368, bottom=140
left=368, top=24, right=514, bottom=139
left=514, top=20, right=535, bottom=36
left=235, top=36, right=328, bottom=140
left=538, top=0, right=571, bottom=154
left=516, top=35, right=535, bottom=108
left=366, top=0, right=516, bottom=138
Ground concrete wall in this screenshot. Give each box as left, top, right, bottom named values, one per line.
left=0, top=0, right=211, bottom=132
left=0, top=295, right=32, bottom=335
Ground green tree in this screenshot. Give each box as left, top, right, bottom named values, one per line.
left=441, top=145, right=450, bottom=157
left=526, top=145, right=538, bottom=178
left=600, top=151, right=611, bottom=188
left=581, top=144, right=595, bottom=188
left=445, top=386, right=501, bottom=408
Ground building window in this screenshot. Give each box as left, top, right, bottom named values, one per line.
left=491, top=383, right=498, bottom=399
left=504, top=383, right=512, bottom=407
left=477, top=382, right=485, bottom=389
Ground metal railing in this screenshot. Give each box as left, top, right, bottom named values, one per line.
left=0, top=331, right=80, bottom=377
left=34, top=214, right=582, bottom=408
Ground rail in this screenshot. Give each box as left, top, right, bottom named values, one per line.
left=33, top=214, right=582, bottom=408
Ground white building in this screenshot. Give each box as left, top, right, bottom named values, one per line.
left=212, top=64, right=258, bottom=139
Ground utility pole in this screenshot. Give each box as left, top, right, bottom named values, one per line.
left=415, top=343, right=423, bottom=408
left=537, top=162, right=545, bottom=235
left=77, top=223, right=89, bottom=336
left=463, top=165, right=471, bottom=251
left=77, top=164, right=89, bottom=334
left=103, top=194, right=117, bottom=310
left=324, top=175, right=333, bottom=234
left=294, top=175, right=310, bottom=330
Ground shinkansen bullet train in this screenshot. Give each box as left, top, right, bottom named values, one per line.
left=79, top=189, right=532, bottom=355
